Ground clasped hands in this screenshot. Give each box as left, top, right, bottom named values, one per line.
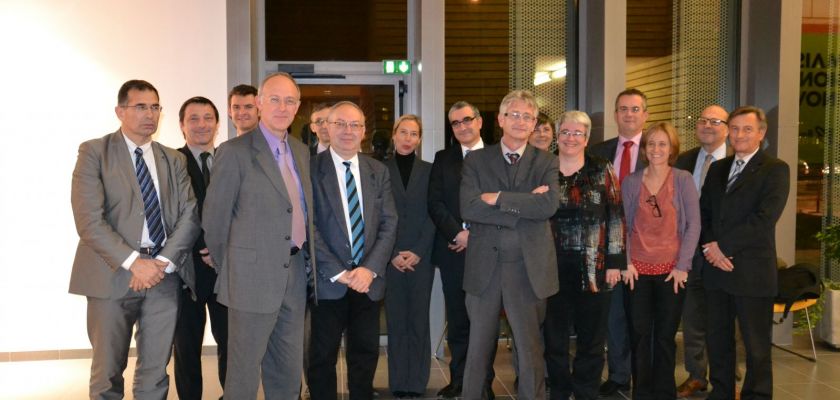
left=621, top=264, right=688, bottom=294
left=129, top=258, right=168, bottom=291
left=337, top=267, right=375, bottom=293
left=702, top=241, right=734, bottom=272
left=392, top=250, right=421, bottom=272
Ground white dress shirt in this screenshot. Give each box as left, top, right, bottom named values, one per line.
left=328, top=148, right=368, bottom=282
left=692, top=143, right=727, bottom=191
left=120, top=135, right=176, bottom=273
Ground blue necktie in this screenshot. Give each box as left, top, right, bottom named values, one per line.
left=343, top=161, right=365, bottom=266
left=135, top=147, right=165, bottom=248
left=727, top=159, right=745, bottom=192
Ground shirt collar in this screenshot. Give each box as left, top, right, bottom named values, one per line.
left=122, top=132, right=152, bottom=155
left=699, top=142, right=727, bottom=162
left=329, top=146, right=359, bottom=166
left=186, top=144, right=213, bottom=163
left=461, top=139, right=484, bottom=157
left=259, top=121, right=287, bottom=157
left=736, top=147, right=760, bottom=166
left=500, top=141, right=526, bottom=158
left=617, top=132, right=642, bottom=147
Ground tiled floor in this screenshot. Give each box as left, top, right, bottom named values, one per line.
left=2, top=333, right=840, bottom=399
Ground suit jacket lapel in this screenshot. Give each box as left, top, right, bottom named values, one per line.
left=151, top=142, right=174, bottom=232
left=360, top=157, right=377, bottom=251
left=319, top=154, right=351, bottom=244
left=252, top=132, right=290, bottom=202
left=386, top=158, right=406, bottom=199
left=728, top=151, right=765, bottom=194
left=113, top=130, right=143, bottom=203
left=511, top=145, right=534, bottom=189
left=487, top=144, right=509, bottom=190
left=405, top=156, right=424, bottom=196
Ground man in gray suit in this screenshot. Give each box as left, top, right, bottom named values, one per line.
left=203, top=72, right=316, bottom=399
left=460, top=90, right=560, bottom=400
left=69, top=79, right=199, bottom=399
left=307, top=101, right=397, bottom=400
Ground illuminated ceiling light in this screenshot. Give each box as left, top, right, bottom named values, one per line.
left=534, top=71, right=551, bottom=86
left=550, top=68, right=566, bottom=80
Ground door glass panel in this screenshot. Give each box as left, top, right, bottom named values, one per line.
left=296, top=84, right=396, bottom=160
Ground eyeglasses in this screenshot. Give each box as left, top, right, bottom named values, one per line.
left=695, top=117, right=727, bottom=126
left=645, top=195, right=662, bottom=218
left=266, top=96, right=300, bottom=107
left=311, top=118, right=326, bottom=126
left=329, top=120, right=365, bottom=132
left=504, top=112, right=536, bottom=123
left=120, top=104, right=162, bottom=113
left=617, top=106, right=643, bottom=114
left=450, top=116, right=476, bottom=128
left=558, top=129, right=586, bottom=138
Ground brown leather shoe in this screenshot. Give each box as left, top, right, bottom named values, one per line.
left=676, top=378, right=708, bottom=398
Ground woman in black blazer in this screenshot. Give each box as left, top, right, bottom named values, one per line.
left=384, top=114, right=436, bottom=399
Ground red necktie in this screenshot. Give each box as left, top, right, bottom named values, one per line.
left=619, top=141, right=633, bottom=183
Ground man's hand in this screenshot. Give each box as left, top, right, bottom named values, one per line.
left=199, top=248, right=215, bottom=269
left=448, top=230, right=469, bottom=253
left=399, top=250, right=420, bottom=271
left=531, top=185, right=549, bottom=194
left=480, top=192, right=500, bottom=205
left=391, top=254, right=407, bottom=272
left=347, top=267, right=375, bottom=293
left=129, top=258, right=167, bottom=290
left=702, top=242, right=734, bottom=271
left=606, top=269, right=621, bottom=287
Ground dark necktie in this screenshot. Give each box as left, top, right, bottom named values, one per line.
left=699, top=154, right=713, bottom=190
left=506, top=152, right=520, bottom=165
left=619, top=141, right=633, bottom=183
left=200, top=152, right=211, bottom=187
left=275, top=144, right=306, bottom=248
left=343, top=161, right=365, bottom=266
left=134, top=147, right=165, bottom=248
left=727, top=159, right=745, bottom=192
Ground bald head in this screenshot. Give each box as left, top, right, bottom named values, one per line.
left=695, top=104, right=729, bottom=152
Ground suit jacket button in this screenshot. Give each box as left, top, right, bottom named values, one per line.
left=492, top=247, right=498, bottom=251
left=285, top=235, right=291, bottom=240
left=287, top=207, right=293, bottom=213
left=283, top=263, right=289, bottom=268
left=496, top=225, right=502, bottom=230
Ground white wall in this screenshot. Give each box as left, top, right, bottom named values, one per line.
left=0, top=0, right=228, bottom=352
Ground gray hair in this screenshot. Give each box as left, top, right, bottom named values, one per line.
left=557, top=110, right=592, bottom=137
left=448, top=101, right=481, bottom=121
left=499, top=90, right=539, bottom=115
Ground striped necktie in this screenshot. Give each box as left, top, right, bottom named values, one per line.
left=134, top=147, right=165, bottom=248
left=727, top=159, right=745, bottom=191
left=343, top=161, right=365, bottom=266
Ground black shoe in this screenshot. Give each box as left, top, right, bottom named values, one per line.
left=482, top=386, right=495, bottom=400
left=437, top=382, right=462, bottom=398
left=599, top=380, right=630, bottom=396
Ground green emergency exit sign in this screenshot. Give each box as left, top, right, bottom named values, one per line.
left=383, top=60, right=411, bottom=75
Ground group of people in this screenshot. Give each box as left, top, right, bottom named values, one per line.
left=69, top=73, right=789, bottom=400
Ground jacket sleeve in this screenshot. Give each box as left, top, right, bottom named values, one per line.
left=675, top=171, right=701, bottom=272
left=427, top=156, right=463, bottom=241
left=201, top=142, right=239, bottom=275
left=157, top=150, right=200, bottom=268
left=459, top=153, right=519, bottom=228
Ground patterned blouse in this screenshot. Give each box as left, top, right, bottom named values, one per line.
left=551, top=153, right=626, bottom=292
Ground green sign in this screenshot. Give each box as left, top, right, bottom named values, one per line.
left=383, top=60, right=411, bottom=75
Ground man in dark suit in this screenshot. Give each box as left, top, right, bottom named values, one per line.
left=460, top=90, right=560, bottom=400
left=673, top=104, right=732, bottom=398
left=700, top=106, right=789, bottom=400
left=173, top=96, right=228, bottom=400
left=203, top=72, right=316, bottom=399
left=428, top=101, right=498, bottom=399
left=588, top=88, right=649, bottom=396
left=69, top=79, right=199, bottom=399
left=227, top=84, right=259, bottom=137
left=308, top=103, right=331, bottom=155
left=307, top=101, right=398, bottom=400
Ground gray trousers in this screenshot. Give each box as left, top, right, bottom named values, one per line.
left=224, top=251, right=307, bottom=400
left=463, top=260, right=547, bottom=400
left=87, top=272, right=180, bottom=400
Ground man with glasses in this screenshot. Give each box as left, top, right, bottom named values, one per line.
left=308, top=103, right=331, bottom=155
left=460, top=90, right=560, bottom=400
left=590, top=88, right=649, bottom=397
left=307, top=101, right=397, bottom=400
left=700, top=106, right=789, bottom=400
left=204, top=72, right=316, bottom=399
left=228, top=84, right=259, bottom=136
left=674, top=104, right=733, bottom=398
left=429, top=101, right=498, bottom=399
left=69, top=79, right=200, bottom=399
